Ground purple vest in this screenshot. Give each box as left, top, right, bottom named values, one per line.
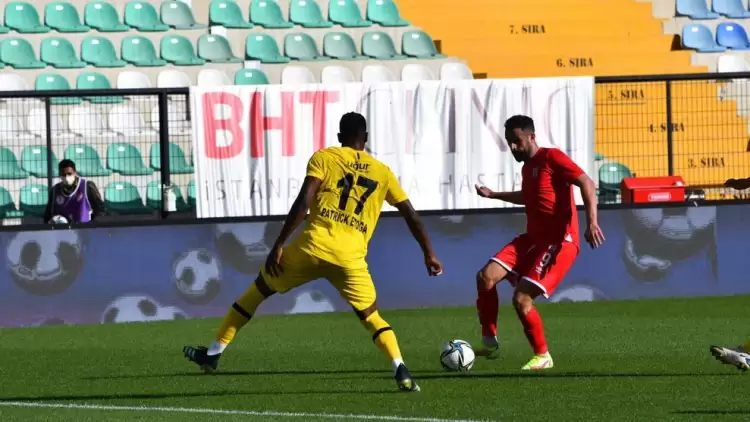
left=52, top=178, right=92, bottom=223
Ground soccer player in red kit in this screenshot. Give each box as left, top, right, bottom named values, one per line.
left=473, top=115, right=605, bottom=370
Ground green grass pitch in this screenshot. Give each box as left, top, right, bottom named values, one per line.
left=1, top=295, right=749, bottom=421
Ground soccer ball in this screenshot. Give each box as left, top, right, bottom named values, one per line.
left=6, top=230, right=84, bottom=296
left=172, top=249, right=221, bottom=305
left=50, top=215, right=68, bottom=225
left=101, top=295, right=187, bottom=324
left=440, top=340, right=475, bottom=372
left=214, top=222, right=279, bottom=274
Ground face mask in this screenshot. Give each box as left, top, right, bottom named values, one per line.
left=64, top=175, right=76, bottom=186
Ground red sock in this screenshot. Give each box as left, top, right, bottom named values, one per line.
left=515, top=306, right=548, bottom=355
left=476, top=284, right=498, bottom=337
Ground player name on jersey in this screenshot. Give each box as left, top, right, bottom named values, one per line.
left=320, top=207, right=369, bottom=234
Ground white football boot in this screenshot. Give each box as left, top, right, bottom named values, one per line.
left=710, top=345, right=750, bottom=372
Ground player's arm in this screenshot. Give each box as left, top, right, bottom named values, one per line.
left=474, top=185, right=524, bottom=205
left=725, top=177, right=750, bottom=190
left=43, top=185, right=55, bottom=223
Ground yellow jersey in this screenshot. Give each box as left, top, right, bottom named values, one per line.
left=293, top=146, right=408, bottom=268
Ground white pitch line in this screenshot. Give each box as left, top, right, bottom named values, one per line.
left=0, top=401, right=493, bottom=422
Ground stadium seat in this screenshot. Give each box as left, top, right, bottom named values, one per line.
left=122, top=36, right=168, bottom=66
left=366, top=0, right=409, bottom=26
left=246, top=34, right=291, bottom=63
left=76, top=72, right=123, bottom=103
left=116, top=70, right=152, bottom=89
left=677, top=0, right=720, bottom=19
left=209, top=0, right=254, bottom=28
left=197, top=34, right=243, bottom=63
left=36, top=73, right=82, bottom=105
left=68, top=106, right=119, bottom=140
left=41, top=38, right=87, bottom=69
left=440, top=62, right=473, bottom=80
left=362, top=31, right=406, bottom=59
left=146, top=180, right=189, bottom=211
left=402, top=30, right=446, bottom=59
left=0, top=73, right=31, bottom=91
left=84, top=1, right=129, bottom=32
left=156, top=69, right=191, bottom=88
left=599, top=162, right=632, bottom=192
left=717, top=54, right=750, bottom=72
left=20, top=183, right=48, bottom=216
left=323, top=32, right=368, bottom=59
left=124, top=1, right=169, bottom=31
left=0, top=24, right=8, bottom=34
left=64, top=144, right=112, bottom=177
left=105, top=181, right=151, bottom=214
left=285, top=33, right=330, bottom=61
left=188, top=179, right=197, bottom=207
left=681, top=24, right=726, bottom=52
left=149, top=143, right=194, bottom=174
left=149, top=105, right=191, bottom=136
left=0, top=147, right=30, bottom=179
left=21, top=145, right=58, bottom=178
left=5, top=2, right=51, bottom=33
left=161, top=1, right=206, bottom=30
left=197, top=69, right=231, bottom=87
left=81, top=36, right=127, bottom=67
left=329, top=0, right=372, bottom=27
left=290, top=0, right=333, bottom=28
left=44, top=2, right=90, bottom=33
left=0, top=109, right=36, bottom=143
left=717, top=23, right=750, bottom=49
left=234, top=69, right=270, bottom=85
left=401, top=64, right=436, bottom=81
left=0, top=38, right=46, bottom=69
left=362, top=64, right=395, bottom=82
left=27, top=108, right=75, bottom=140
left=161, top=35, right=206, bottom=65
left=322, top=65, right=356, bottom=84
left=282, top=65, right=316, bottom=84
left=106, top=142, right=154, bottom=175
left=251, top=0, right=294, bottom=28
left=0, top=187, right=23, bottom=218
left=109, top=104, right=158, bottom=137
left=713, top=0, right=750, bottom=18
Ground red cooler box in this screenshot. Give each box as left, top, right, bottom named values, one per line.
left=620, top=176, right=686, bottom=204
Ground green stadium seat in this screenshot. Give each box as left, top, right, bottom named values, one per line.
left=0, top=22, right=9, bottom=34
left=149, top=143, right=194, bottom=174
left=402, top=30, right=446, bottom=59
left=161, top=35, right=206, bottom=65
left=36, top=73, right=83, bottom=105
left=599, top=162, right=632, bottom=193
left=197, top=34, right=243, bottom=63
left=81, top=36, right=127, bottom=67
left=594, top=152, right=605, bottom=161
left=0, top=147, right=30, bottom=179
left=366, top=0, right=409, bottom=26
left=187, top=179, right=197, bottom=207
left=124, top=1, right=169, bottom=31
left=45, top=2, right=90, bottom=33
left=285, top=33, right=330, bottom=61
left=84, top=1, right=129, bottom=32
left=234, top=69, right=270, bottom=85
left=122, top=36, right=168, bottom=67
left=250, top=0, right=293, bottom=28
left=146, top=180, right=190, bottom=211
left=0, top=187, right=23, bottom=218
left=5, top=2, right=51, bottom=33
left=65, top=144, right=112, bottom=177
left=161, top=1, right=206, bottom=29
left=0, top=38, right=47, bottom=69
left=289, top=0, right=333, bottom=28
left=41, top=37, right=87, bottom=69
left=107, top=142, right=154, bottom=175
left=329, top=0, right=371, bottom=27
left=105, top=181, right=152, bottom=214
left=76, top=72, right=124, bottom=104
left=209, top=0, right=254, bottom=28
left=362, top=31, right=405, bottom=60
left=324, top=32, right=367, bottom=60
left=246, top=34, right=290, bottom=63
left=20, top=183, right=48, bottom=216
left=21, top=145, right=57, bottom=178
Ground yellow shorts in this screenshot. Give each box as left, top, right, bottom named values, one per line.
left=260, top=243, right=376, bottom=312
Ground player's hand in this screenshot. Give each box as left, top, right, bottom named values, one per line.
left=264, top=246, right=284, bottom=277
left=424, top=254, right=443, bottom=276
left=725, top=178, right=750, bottom=191
left=475, top=184, right=493, bottom=198
left=584, top=221, right=605, bottom=249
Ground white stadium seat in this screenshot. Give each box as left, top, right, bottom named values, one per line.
left=0, top=109, right=37, bottom=143
left=282, top=65, right=316, bottom=85
left=157, top=70, right=191, bottom=88
left=440, top=62, right=473, bottom=80
left=150, top=105, right=191, bottom=136
left=68, top=106, right=119, bottom=140
left=0, top=73, right=30, bottom=91
left=26, top=108, right=75, bottom=140
left=717, top=55, right=750, bottom=73
left=321, top=65, right=356, bottom=85
left=362, top=65, right=395, bottom=83
left=197, top=69, right=232, bottom=87
left=108, top=104, right=158, bottom=137
left=401, top=64, right=436, bottom=82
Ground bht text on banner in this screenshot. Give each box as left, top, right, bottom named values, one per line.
left=190, top=78, right=595, bottom=218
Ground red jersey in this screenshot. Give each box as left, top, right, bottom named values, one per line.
left=521, top=148, right=584, bottom=246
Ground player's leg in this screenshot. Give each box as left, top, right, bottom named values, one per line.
left=328, top=265, right=419, bottom=392
left=513, top=242, right=578, bottom=371
left=183, top=245, right=319, bottom=373
left=710, top=344, right=750, bottom=371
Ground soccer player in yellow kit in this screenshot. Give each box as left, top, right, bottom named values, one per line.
left=183, top=112, right=443, bottom=392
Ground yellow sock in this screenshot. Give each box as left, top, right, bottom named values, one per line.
left=742, top=340, right=750, bottom=352
left=362, top=311, right=402, bottom=361
left=215, top=283, right=267, bottom=345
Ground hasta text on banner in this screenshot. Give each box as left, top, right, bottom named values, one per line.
left=191, top=77, right=595, bottom=218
